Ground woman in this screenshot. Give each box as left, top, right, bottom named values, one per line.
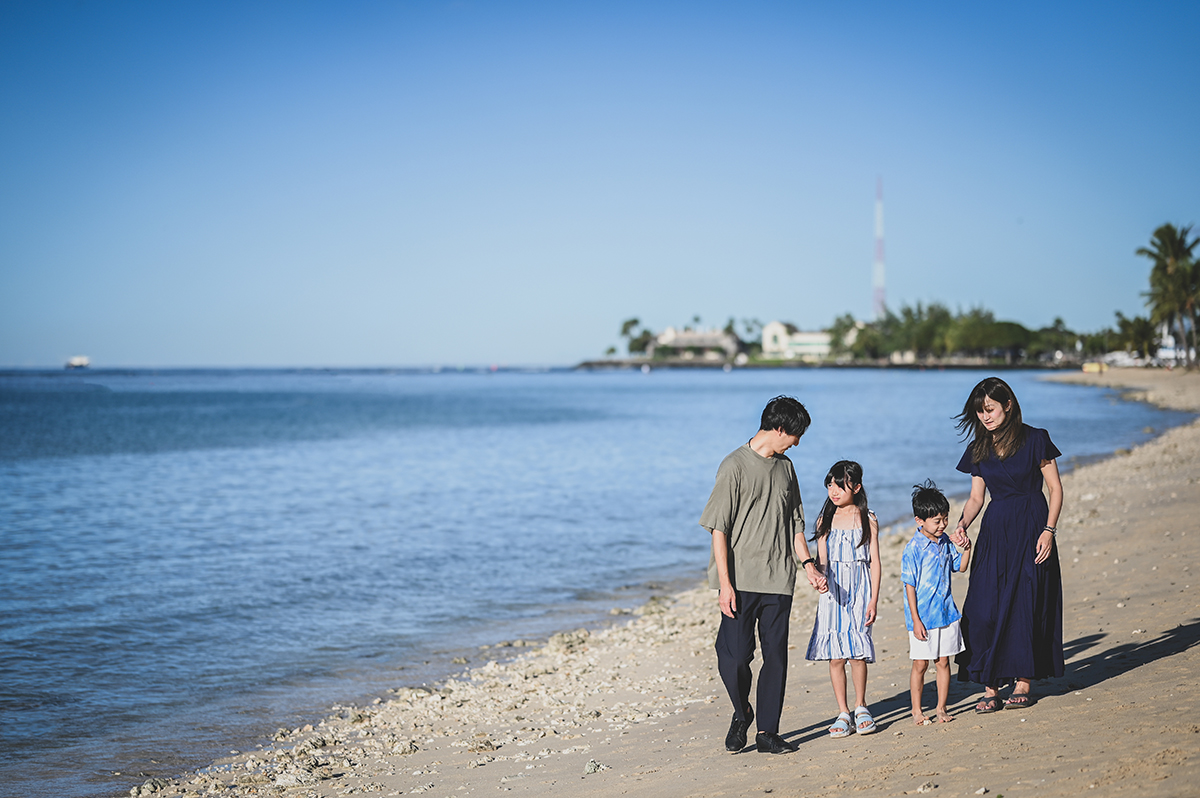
left=951, top=377, right=1064, bottom=712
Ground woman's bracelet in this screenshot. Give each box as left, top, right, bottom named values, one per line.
left=1043, top=525, right=1056, bottom=534
left=800, top=557, right=816, bottom=568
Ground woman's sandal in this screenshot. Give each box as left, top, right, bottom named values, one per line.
left=829, top=712, right=853, bottom=738
left=1004, top=692, right=1034, bottom=708
left=853, top=706, right=877, bottom=734
left=974, top=696, right=1003, bottom=714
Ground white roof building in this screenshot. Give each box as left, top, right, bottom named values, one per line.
left=647, top=327, right=741, bottom=360
left=761, top=321, right=831, bottom=362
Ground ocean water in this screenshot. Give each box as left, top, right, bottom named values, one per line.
left=0, top=368, right=1189, bottom=798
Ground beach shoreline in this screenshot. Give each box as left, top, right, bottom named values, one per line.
left=119, top=369, right=1200, bottom=798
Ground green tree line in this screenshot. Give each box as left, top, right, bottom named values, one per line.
left=829, top=222, right=1197, bottom=366
left=827, top=305, right=1138, bottom=363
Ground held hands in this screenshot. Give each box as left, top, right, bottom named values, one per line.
left=805, top=562, right=828, bottom=593
left=949, top=525, right=969, bottom=548
left=1034, top=530, right=1055, bottom=564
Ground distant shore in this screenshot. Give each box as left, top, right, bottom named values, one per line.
left=123, top=367, right=1200, bottom=798
left=575, top=357, right=1079, bottom=370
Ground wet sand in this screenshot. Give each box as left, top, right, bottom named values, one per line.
left=131, top=369, right=1200, bottom=798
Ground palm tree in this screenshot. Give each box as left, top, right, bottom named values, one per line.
left=1145, top=268, right=1188, bottom=366
left=1138, top=224, right=1199, bottom=369
left=1114, top=312, right=1158, bottom=359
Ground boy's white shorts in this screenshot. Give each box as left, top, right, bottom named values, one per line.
left=908, top=619, right=965, bottom=660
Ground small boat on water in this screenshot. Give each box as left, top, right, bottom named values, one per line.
left=65, top=355, right=90, bottom=369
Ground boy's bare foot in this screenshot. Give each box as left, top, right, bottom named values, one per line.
left=935, top=708, right=954, bottom=723
left=912, top=712, right=930, bottom=725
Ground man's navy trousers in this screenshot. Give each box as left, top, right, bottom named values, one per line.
left=714, top=590, right=793, bottom=735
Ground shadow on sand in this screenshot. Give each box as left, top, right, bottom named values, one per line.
left=781, top=618, right=1200, bottom=743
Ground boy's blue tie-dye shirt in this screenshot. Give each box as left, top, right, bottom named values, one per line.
left=900, top=532, right=962, bottom=632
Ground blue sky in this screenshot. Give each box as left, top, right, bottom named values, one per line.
left=1, top=1, right=1197, bottom=367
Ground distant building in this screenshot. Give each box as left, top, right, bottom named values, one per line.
left=1155, top=322, right=1194, bottom=365
left=647, top=327, right=741, bottom=361
left=761, top=321, right=831, bottom=362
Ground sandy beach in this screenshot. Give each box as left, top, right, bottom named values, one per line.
left=128, top=369, right=1200, bottom=798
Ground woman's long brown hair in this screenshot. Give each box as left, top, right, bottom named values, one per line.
left=954, top=376, right=1027, bottom=462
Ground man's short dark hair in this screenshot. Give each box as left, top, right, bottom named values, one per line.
left=759, top=395, right=811, bottom=438
left=911, top=479, right=950, bottom=519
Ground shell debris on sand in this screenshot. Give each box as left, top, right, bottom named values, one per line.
left=136, top=586, right=723, bottom=797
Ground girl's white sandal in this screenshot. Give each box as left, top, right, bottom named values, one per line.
left=829, top=712, right=853, bottom=738
left=854, top=706, right=877, bottom=734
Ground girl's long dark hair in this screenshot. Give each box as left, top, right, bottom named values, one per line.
left=954, top=376, right=1026, bottom=462
left=814, top=460, right=871, bottom=549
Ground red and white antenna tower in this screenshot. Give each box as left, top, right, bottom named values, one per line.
left=872, top=178, right=886, bottom=320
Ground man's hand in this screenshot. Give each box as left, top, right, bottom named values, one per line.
left=718, top=583, right=737, bottom=618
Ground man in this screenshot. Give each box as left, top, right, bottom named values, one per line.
left=699, top=395, right=826, bottom=753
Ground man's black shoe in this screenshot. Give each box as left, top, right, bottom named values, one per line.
left=755, top=731, right=797, bottom=754
left=724, top=706, right=753, bottom=752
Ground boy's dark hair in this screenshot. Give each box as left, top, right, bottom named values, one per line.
left=759, top=395, right=811, bottom=438
left=911, top=479, right=950, bottom=519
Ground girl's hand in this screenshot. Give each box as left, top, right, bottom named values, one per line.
left=1034, top=530, right=1055, bottom=564
left=865, top=601, right=877, bottom=626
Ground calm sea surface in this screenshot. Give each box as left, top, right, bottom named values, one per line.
left=0, top=368, right=1190, bottom=797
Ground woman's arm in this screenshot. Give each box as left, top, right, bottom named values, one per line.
left=1036, top=458, right=1063, bottom=565
left=866, top=515, right=882, bottom=626
left=952, top=476, right=987, bottom=545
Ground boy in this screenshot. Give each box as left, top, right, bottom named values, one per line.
left=902, top=480, right=971, bottom=724
left=699, top=395, right=827, bottom=754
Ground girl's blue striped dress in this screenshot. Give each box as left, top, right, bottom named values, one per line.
left=805, top=518, right=876, bottom=662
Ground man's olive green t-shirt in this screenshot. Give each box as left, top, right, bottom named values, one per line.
left=698, top=443, right=806, bottom=595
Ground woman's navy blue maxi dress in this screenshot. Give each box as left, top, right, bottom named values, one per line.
left=955, top=425, right=1064, bottom=685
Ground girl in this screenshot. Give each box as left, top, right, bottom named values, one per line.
left=805, top=460, right=882, bottom=737
left=951, top=377, right=1064, bottom=713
